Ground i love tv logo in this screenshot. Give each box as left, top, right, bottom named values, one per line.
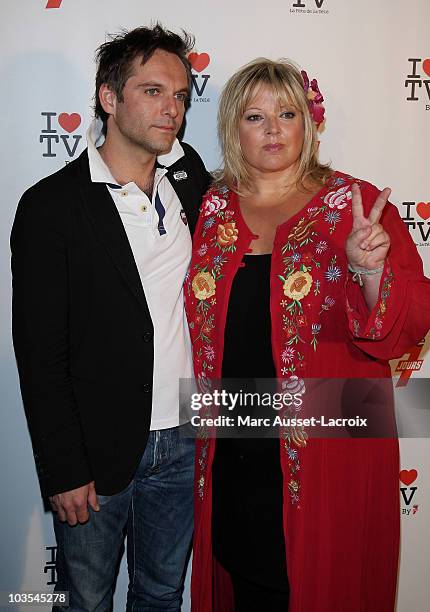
left=400, top=469, right=419, bottom=516
left=405, top=58, right=430, bottom=108
left=401, top=200, right=430, bottom=246
left=40, top=112, right=83, bottom=160
left=188, top=52, right=211, bottom=103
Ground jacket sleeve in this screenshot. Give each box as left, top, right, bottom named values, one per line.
left=11, top=186, right=92, bottom=497
left=344, top=184, right=430, bottom=360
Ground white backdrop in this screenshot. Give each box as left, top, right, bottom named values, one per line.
left=1, top=1, right=429, bottom=610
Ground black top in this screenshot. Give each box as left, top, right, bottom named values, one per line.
left=212, top=254, right=289, bottom=590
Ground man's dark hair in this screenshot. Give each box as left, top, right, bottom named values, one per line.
left=94, top=24, right=194, bottom=126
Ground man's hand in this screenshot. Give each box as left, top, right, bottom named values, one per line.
left=346, top=183, right=391, bottom=271
left=49, top=481, right=99, bottom=526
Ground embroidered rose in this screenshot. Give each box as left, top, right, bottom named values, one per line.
left=192, top=272, right=216, bottom=300
left=288, top=218, right=318, bottom=243
left=283, top=271, right=313, bottom=300
left=217, top=222, right=238, bottom=248
left=202, top=195, right=227, bottom=217
left=323, top=185, right=352, bottom=210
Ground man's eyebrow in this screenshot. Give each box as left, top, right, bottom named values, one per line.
left=139, top=81, right=164, bottom=87
left=138, top=82, right=189, bottom=93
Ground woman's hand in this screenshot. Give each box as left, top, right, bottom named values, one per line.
left=346, top=183, right=391, bottom=271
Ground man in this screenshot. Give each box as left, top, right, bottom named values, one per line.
left=11, top=24, right=210, bottom=611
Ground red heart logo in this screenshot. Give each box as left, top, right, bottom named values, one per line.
left=399, top=469, right=418, bottom=486
left=423, top=59, right=430, bottom=77
left=58, top=112, right=81, bottom=133
left=188, top=52, right=210, bottom=73
left=416, top=202, right=430, bottom=220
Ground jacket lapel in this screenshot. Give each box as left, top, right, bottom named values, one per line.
left=74, top=151, right=152, bottom=321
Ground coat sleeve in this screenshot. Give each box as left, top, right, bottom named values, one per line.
left=344, top=183, right=430, bottom=360
left=11, top=185, right=92, bottom=497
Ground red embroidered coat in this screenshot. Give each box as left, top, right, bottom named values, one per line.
left=184, top=171, right=430, bottom=612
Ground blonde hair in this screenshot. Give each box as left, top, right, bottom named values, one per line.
left=216, top=58, right=331, bottom=194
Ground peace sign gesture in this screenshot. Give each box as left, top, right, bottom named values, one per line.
left=345, top=183, right=391, bottom=271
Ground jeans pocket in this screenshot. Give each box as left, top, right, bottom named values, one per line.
left=96, top=479, right=134, bottom=507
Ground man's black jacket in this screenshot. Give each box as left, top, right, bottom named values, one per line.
left=11, top=144, right=210, bottom=497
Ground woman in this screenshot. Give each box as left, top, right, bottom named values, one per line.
left=184, top=58, right=430, bottom=611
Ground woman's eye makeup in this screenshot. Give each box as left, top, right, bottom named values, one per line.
left=245, top=113, right=263, bottom=121
left=243, top=109, right=296, bottom=122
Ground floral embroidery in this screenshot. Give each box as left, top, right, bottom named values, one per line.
left=185, top=188, right=241, bottom=502
left=186, top=175, right=356, bottom=507
left=274, top=174, right=354, bottom=502
left=325, top=256, right=342, bottom=283
left=311, top=323, right=321, bottom=351
left=280, top=375, right=307, bottom=504
left=192, top=271, right=216, bottom=301
left=203, top=217, right=216, bottom=232
left=204, top=345, right=216, bottom=361
left=281, top=345, right=296, bottom=364
left=366, top=271, right=394, bottom=339
left=323, top=185, right=352, bottom=210
left=319, top=295, right=336, bottom=315
left=282, top=270, right=313, bottom=300
left=197, top=243, right=208, bottom=257
left=202, top=194, right=227, bottom=217
left=287, top=217, right=318, bottom=246
left=315, top=240, right=328, bottom=254
left=216, top=222, right=239, bottom=249
left=352, top=319, right=361, bottom=336
left=324, top=209, right=341, bottom=233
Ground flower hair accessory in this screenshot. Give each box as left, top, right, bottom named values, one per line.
left=301, top=70, right=325, bottom=128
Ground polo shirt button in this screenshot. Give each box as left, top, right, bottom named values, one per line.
left=120, top=189, right=128, bottom=197
left=143, top=331, right=153, bottom=342
left=141, top=204, right=148, bottom=212
left=141, top=383, right=151, bottom=393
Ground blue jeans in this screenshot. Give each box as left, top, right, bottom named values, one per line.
left=53, top=426, right=195, bottom=611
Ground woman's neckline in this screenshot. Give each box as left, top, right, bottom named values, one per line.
left=231, top=171, right=338, bottom=236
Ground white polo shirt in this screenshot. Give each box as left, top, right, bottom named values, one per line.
left=87, top=119, right=193, bottom=430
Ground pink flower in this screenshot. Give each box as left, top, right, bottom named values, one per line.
left=323, top=185, right=352, bottom=209
left=301, top=70, right=325, bottom=127
left=281, top=346, right=296, bottom=364
left=198, top=372, right=212, bottom=393
left=201, top=195, right=227, bottom=217
left=197, top=243, right=208, bottom=256
left=204, top=345, right=215, bottom=361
